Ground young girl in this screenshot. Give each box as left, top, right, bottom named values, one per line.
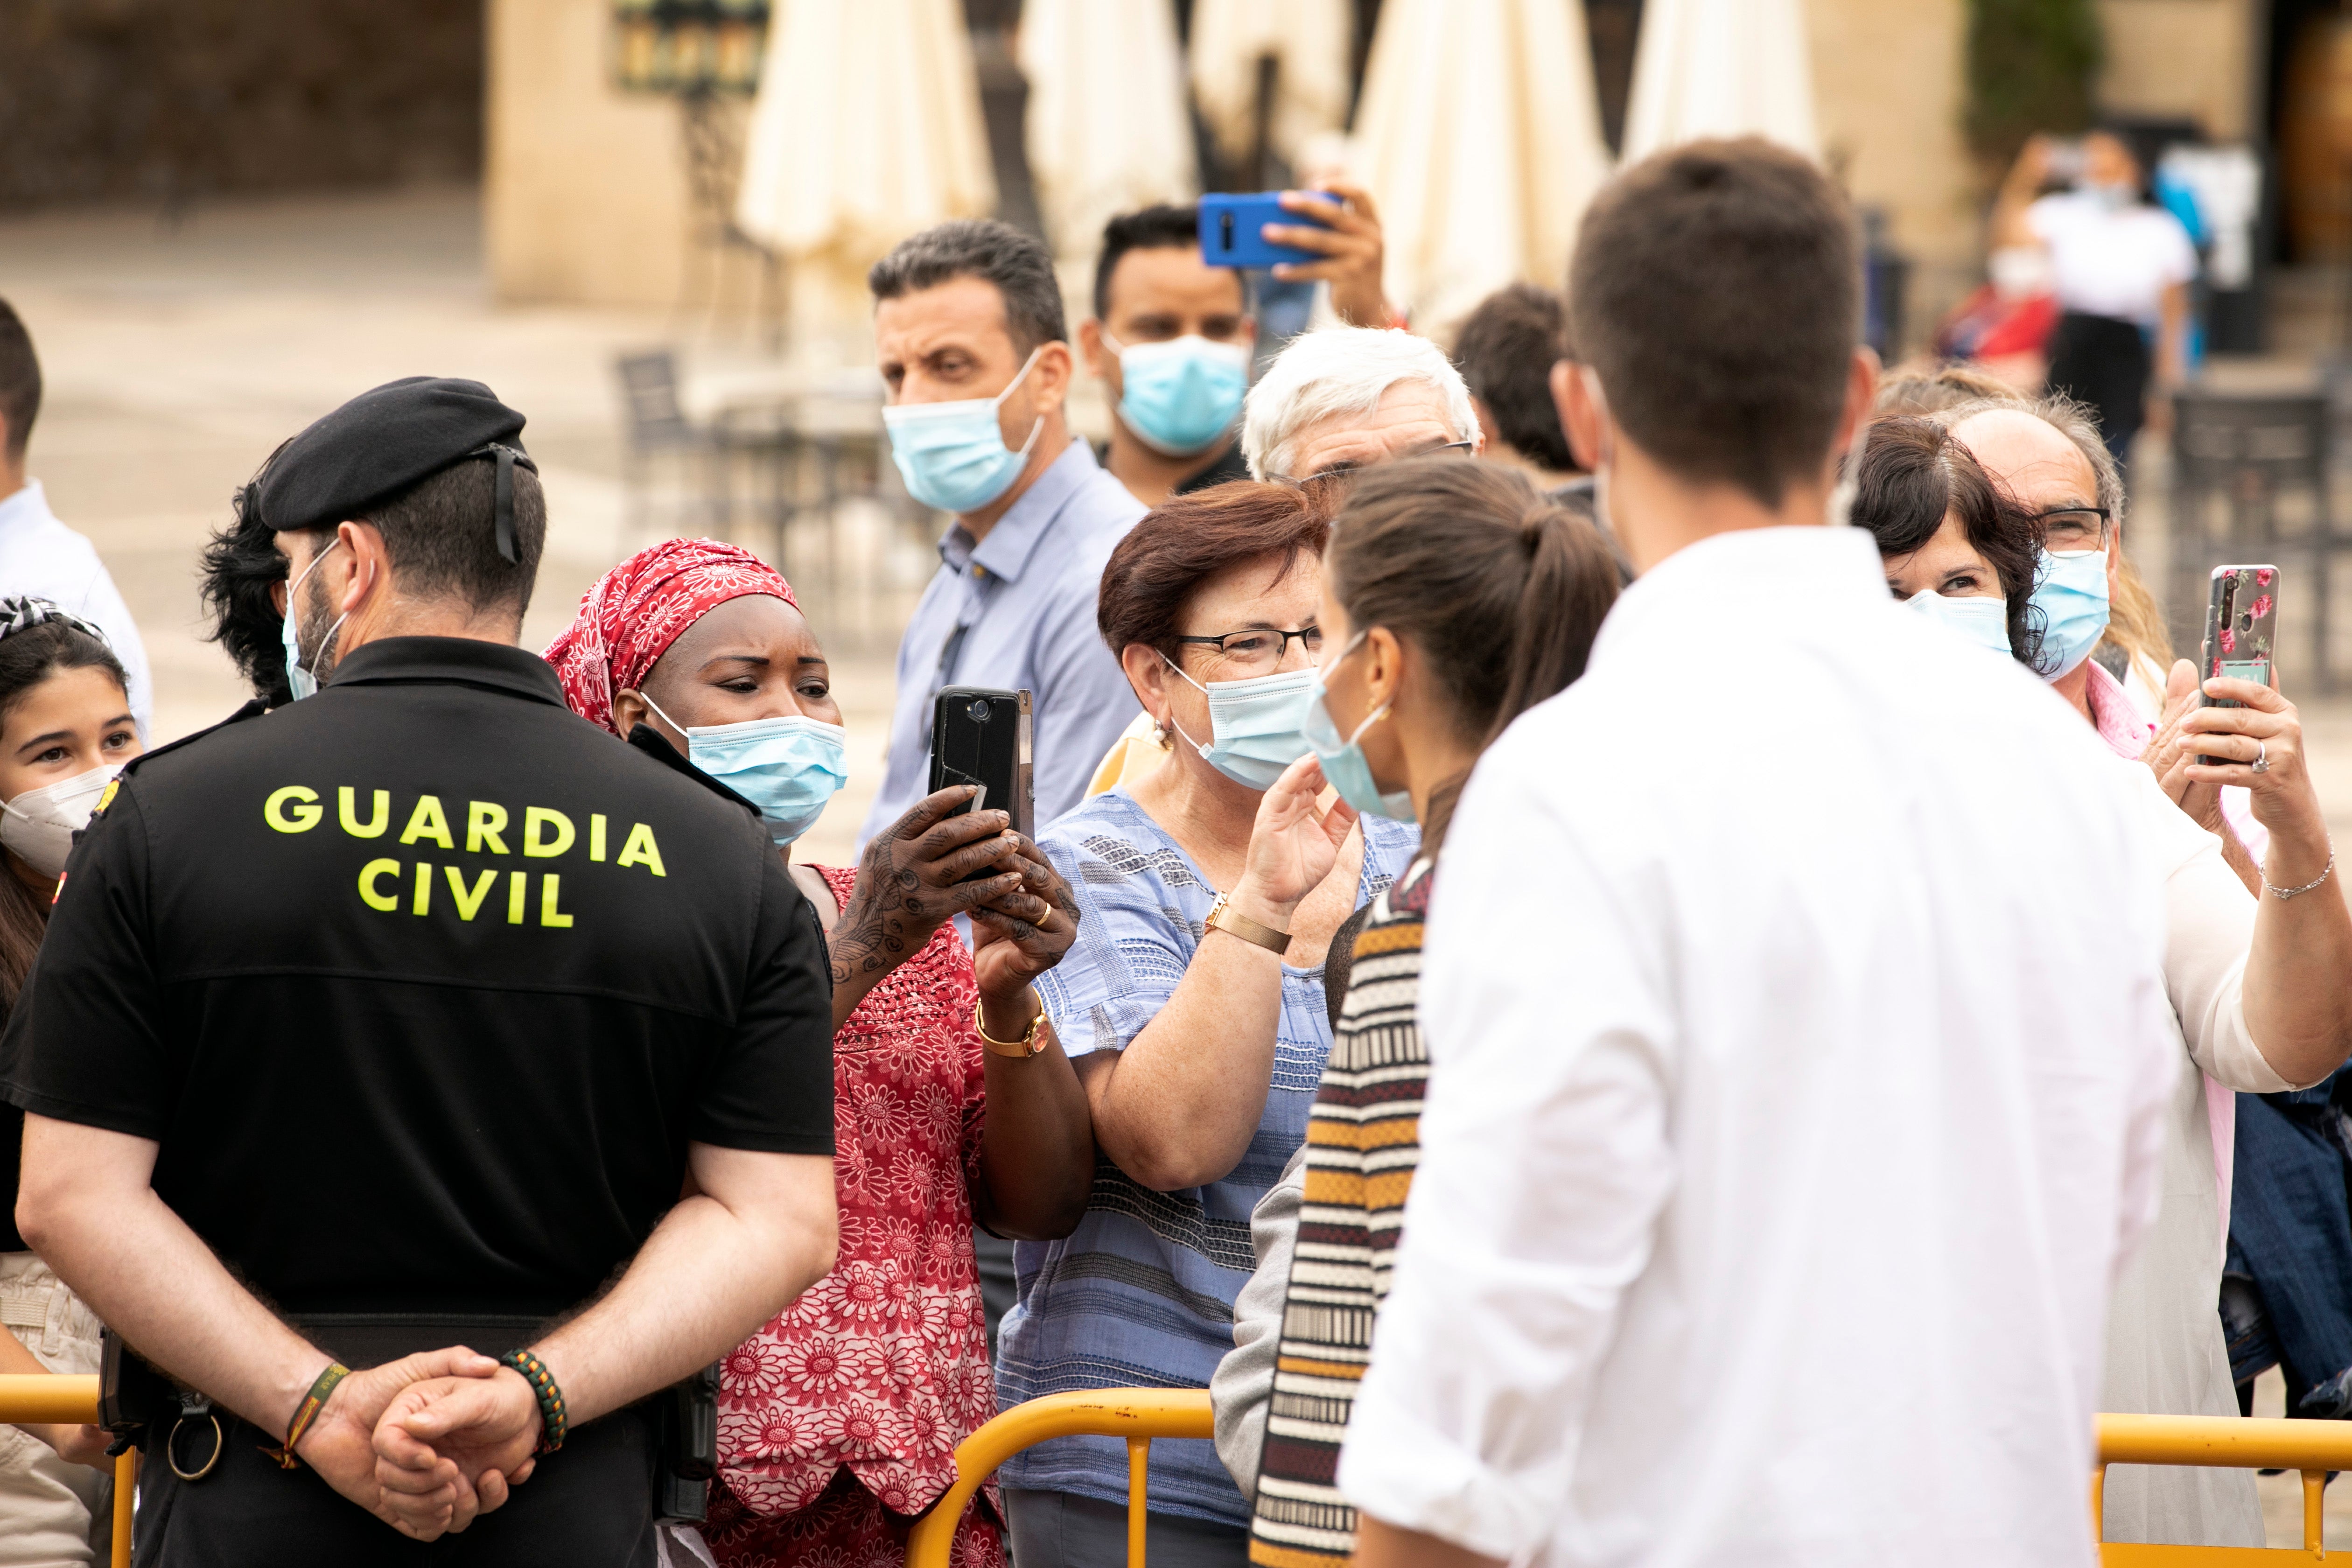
left=0, top=596, right=143, bottom=1567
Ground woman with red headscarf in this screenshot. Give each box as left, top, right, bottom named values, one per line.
left=546, top=539, right=1094, bottom=1568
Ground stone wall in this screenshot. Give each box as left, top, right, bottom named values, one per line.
left=0, top=0, right=483, bottom=211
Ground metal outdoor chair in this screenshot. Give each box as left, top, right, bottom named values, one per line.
left=614, top=350, right=731, bottom=549
left=2168, top=390, right=2341, bottom=689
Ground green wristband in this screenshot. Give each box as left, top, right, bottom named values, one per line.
left=498, top=1348, right=566, bottom=1453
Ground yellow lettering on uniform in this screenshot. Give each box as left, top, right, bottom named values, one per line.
left=523, top=807, right=575, bottom=858
left=339, top=786, right=390, bottom=838
left=469, top=801, right=511, bottom=855
left=506, top=870, right=528, bottom=924
left=400, top=795, right=455, bottom=849
left=540, top=874, right=574, bottom=928
left=616, top=822, right=666, bottom=877
left=264, top=786, right=322, bottom=833
left=589, top=813, right=608, bottom=862
left=445, top=865, right=498, bottom=921
left=413, top=862, right=432, bottom=916
left=357, top=858, right=401, bottom=911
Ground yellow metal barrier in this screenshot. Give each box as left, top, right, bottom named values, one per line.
left=904, top=1389, right=1214, bottom=1568
left=2098, top=1413, right=2352, bottom=1564
left=0, top=1374, right=134, bottom=1568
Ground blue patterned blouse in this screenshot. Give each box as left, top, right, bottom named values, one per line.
left=996, top=786, right=1420, bottom=1527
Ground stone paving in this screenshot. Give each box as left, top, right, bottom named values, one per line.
left=8, top=182, right=2352, bottom=1547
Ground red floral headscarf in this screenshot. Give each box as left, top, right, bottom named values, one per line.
left=542, top=537, right=799, bottom=735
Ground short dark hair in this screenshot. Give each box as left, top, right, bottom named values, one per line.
left=1093, top=204, right=1239, bottom=322
left=869, top=219, right=1067, bottom=355
left=199, top=469, right=295, bottom=706
left=286, top=457, right=548, bottom=621
left=1852, top=415, right=2046, bottom=669
left=1453, top=283, right=1576, bottom=473
left=0, top=299, right=40, bottom=462
left=1570, top=137, right=1859, bottom=509
left=1330, top=458, right=1618, bottom=850
left=1098, top=482, right=1333, bottom=659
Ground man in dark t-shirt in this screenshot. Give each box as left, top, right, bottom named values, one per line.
left=2, top=378, right=837, bottom=1565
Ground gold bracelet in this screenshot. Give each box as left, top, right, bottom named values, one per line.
left=1204, top=891, right=1290, bottom=955
left=974, top=994, right=1049, bottom=1057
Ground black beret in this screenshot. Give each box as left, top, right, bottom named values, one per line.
left=254, top=377, right=534, bottom=557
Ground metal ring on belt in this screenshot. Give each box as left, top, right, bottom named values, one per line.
left=167, top=1411, right=224, bottom=1482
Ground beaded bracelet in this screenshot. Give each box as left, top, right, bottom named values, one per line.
left=266, top=1361, right=350, bottom=1470
left=499, top=1348, right=567, bottom=1453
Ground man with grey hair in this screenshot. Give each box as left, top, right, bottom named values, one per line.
left=1240, top=326, right=1481, bottom=483
left=863, top=218, right=1146, bottom=844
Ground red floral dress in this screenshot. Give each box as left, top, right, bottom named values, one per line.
left=705, top=866, right=1003, bottom=1568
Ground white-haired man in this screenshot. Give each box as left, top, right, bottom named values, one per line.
left=1241, top=326, right=1482, bottom=483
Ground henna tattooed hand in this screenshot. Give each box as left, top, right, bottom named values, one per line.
left=827, top=788, right=1028, bottom=1006
left=971, top=836, right=1080, bottom=1009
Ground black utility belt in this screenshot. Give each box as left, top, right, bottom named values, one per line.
left=99, top=1316, right=721, bottom=1524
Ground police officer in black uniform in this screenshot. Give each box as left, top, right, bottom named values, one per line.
left=1, top=378, right=840, bottom=1564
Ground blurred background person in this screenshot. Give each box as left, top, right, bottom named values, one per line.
left=546, top=538, right=1095, bottom=1568
left=1451, top=282, right=1586, bottom=497
left=862, top=219, right=1145, bottom=847
left=0, top=598, right=140, bottom=1567
left=1859, top=409, right=2352, bottom=1549
left=1210, top=461, right=1619, bottom=1567
left=1080, top=204, right=1256, bottom=508
left=1991, top=129, right=2196, bottom=462
left=1240, top=326, right=1479, bottom=484
left=997, top=482, right=1417, bottom=1565
left=0, top=302, right=151, bottom=740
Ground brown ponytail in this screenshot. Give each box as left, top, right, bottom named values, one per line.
left=1329, top=458, right=1620, bottom=853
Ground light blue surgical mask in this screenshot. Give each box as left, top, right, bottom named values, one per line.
left=1303, top=631, right=1415, bottom=821
left=1904, top=589, right=2014, bottom=660
left=280, top=537, right=346, bottom=702
left=2031, top=548, right=2111, bottom=680
left=882, top=346, right=1046, bottom=515
left=644, top=695, right=849, bottom=847
left=1161, top=656, right=1316, bottom=791
left=1104, top=332, right=1251, bottom=457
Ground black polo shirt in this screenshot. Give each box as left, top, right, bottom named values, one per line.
left=0, top=637, right=833, bottom=1317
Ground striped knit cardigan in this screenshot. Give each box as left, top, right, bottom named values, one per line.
left=1248, top=858, right=1435, bottom=1568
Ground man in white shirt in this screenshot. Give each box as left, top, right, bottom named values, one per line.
left=1342, top=139, right=2180, bottom=1568
left=0, top=300, right=153, bottom=736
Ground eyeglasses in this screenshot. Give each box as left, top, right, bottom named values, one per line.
left=2035, top=506, right=2112, bottom=553
left=1172, top=624, right=1322, bottom=675
left=1268, top=440, right=1475, bottom=488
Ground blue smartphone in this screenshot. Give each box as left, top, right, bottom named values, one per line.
left=1199, top=192, right=1333, bottom=270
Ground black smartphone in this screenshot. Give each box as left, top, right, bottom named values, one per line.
left=2199, top=564, right=2279, bottom=768
left=928, top=686, right=1033, bottom=880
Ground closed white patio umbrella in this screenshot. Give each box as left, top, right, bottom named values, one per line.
left=1352, top=0, right=1613, bottom=333
left=1188, top=0, right=1353, bottom=178
left=1018, top=0, right=1196, bottom=265
left=734, top=0, right=997, bottom=304
left=1619, top=0, right=1819, bottom=162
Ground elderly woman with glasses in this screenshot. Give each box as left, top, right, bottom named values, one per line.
left=1853, top=410, right=2352, bottom=1551
left=992, top=481, right=1418, bottom=1567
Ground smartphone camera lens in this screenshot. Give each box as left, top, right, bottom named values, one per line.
left=967, top=698, right=992, bottom=725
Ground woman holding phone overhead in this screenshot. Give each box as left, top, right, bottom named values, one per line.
left=544, top=539, right=1094, bottom=1568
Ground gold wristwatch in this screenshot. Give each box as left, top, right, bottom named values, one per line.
left=1204, top=891, right=1291, bottom=956
left=973, top=994, right=1050, bottom=1058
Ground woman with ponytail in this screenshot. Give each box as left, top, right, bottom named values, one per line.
left=1211, top=458, right=1620, bottom=1566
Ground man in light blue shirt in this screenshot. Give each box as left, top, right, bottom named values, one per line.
left=861, top=221, right=1146, bottom=848
left=0, top=300, right=153, bottom=736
